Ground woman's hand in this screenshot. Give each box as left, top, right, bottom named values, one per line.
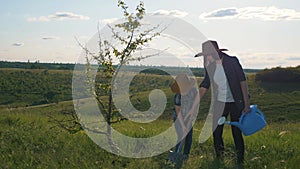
left=243, top=104, right=251, bottom=114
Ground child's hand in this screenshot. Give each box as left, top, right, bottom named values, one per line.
left=184, top=113, right=191, bottom=122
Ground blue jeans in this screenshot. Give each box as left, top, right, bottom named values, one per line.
left=173, top=115, right=193, bottom=155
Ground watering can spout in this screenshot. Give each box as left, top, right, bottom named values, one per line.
left=229, top=121, right=241, bottom=128
left=217, top=117, right=241, bottom=128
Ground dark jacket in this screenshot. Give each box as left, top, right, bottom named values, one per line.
left=200, top=52, right=247, bottom=112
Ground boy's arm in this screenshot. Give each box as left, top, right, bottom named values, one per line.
left=175, top=105, right=187, bottom=133
left=199, top=87, right=208, bottom=99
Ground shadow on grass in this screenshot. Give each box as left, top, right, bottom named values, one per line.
left=258, top=82, right=300, bottom=93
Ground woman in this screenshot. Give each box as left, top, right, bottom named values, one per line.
left=195, top=40, right=250, bottom=166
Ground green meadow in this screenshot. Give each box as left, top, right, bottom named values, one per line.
left=0, top=67, right=299, bottom=169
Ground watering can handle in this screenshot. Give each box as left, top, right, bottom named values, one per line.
left=239, top=112, right=246, bottom=123
left=256, top=108, right=266, bottom=120
left=239, top=104, right=255, bottom=122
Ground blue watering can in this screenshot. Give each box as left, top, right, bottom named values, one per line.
left=218, top=105, right=267, bottom=136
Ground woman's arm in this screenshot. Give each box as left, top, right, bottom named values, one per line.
left=240, top=81, right=251, bottom=113
left=200, top=68, right=211, bottom=89
left=234, top=57, right=251, bottom=113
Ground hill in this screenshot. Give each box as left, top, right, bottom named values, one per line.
left=0, top=66, right=299, bottom=123
left=255, top=65, right=300, bottom=83
left=0, top=68, right=73, bottom=107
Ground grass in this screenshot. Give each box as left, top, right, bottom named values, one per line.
left=1, top=101, right=299, bottom=169
left=0, top=70, right=299, bottom=168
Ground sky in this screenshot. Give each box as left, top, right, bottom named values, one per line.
left=1, top=0, right=300, bottom=69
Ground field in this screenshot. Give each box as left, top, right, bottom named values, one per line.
left=0, top=67, right=300, bottom=169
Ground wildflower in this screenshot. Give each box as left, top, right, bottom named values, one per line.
left=279, top=130, right=289, bottom=137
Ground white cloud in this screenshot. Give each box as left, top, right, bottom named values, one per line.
left=199, top=6, right=300, bottom=21
left=42, top=36, right=60, bottom=40
left=152, top=10, right=188, bottom=18
left=98, top=10, right=188, bottom=27
left=12, top=43, right=24, bottom=47
left=99, top=18, right=119, bottom=25
left=27, top=12, right=90, bottom=22
left=236, top=51, right=300, bottom=68
left=287, top=57, right=300, bottom=61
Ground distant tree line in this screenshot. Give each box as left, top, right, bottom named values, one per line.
left=255, top=65, right=300, bottom=83
left=134, top=66, right=206, bottom=77
left=0, top=61, right=259, bottom=77
left=0, top=61, right=75, bottom=70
